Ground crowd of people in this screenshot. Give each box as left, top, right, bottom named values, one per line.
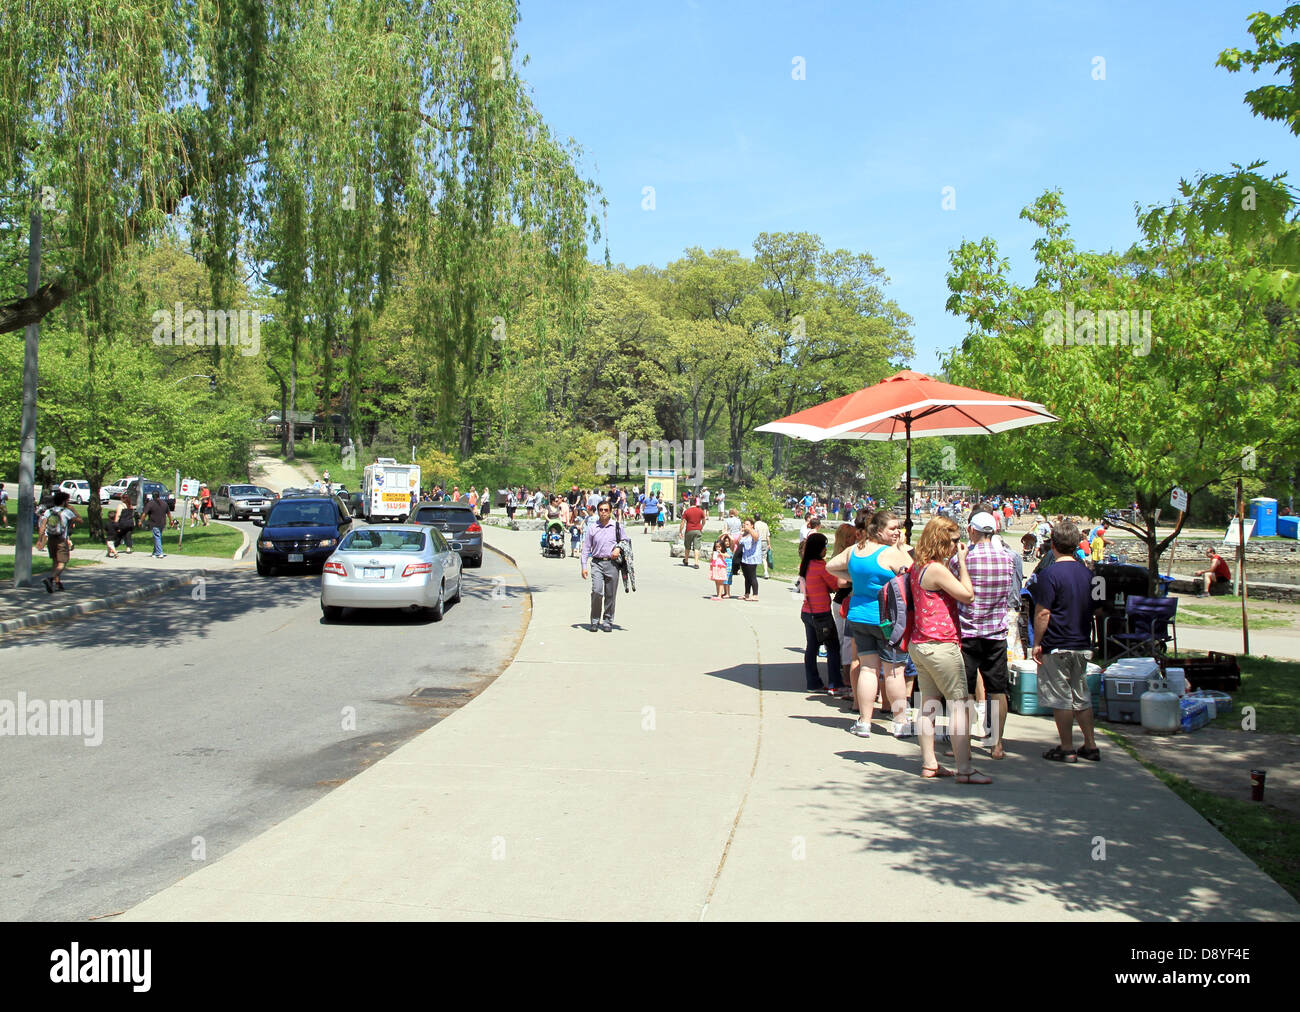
left=797, top=505, right=1104, bottom=783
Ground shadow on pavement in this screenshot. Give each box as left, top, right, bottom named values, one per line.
left=0, top=569, right=510, bottom=653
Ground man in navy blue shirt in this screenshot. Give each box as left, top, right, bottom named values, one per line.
left=1031, top=521, right=1102, bottom=763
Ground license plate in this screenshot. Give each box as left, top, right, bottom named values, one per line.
left=362, top=567, right=385, bottom=579
left=288, top=552, right=303, bottom=562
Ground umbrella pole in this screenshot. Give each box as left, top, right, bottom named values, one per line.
left=905, top=416, right=913, bottom=544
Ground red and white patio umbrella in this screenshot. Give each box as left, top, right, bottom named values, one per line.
left=755, top=370, right=1058, bottom=540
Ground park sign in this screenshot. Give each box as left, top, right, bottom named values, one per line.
left=1171, top=487, right=1188, bottom=512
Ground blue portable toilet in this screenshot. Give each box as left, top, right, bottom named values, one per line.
left=1250, top=497, right=1277, bottom=537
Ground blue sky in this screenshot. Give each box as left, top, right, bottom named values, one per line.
left=515, top=0, right=1299, bottom=372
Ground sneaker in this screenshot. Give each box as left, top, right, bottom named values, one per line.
left=42, top=577, right=54, bottom=594
left=891, top=720, right=914, bottom=738
left=589, top=623, right=599, bottom=632
left=849, top=719, right=872, bottom=738
left=600, top=621, right=612, bottom=632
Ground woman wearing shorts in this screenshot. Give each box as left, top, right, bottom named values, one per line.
left=908, top=517, right=989, bottom=784
left=827, top=509, right=911, bottom=738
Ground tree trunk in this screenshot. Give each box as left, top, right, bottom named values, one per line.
left=459, top=403, right=474, bottom=459
left=287, top=344, right=298, bottom=461
left=85, top=462, right=109, bottom=543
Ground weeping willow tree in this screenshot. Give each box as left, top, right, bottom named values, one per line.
left=1, top=1, right=598, bottom=437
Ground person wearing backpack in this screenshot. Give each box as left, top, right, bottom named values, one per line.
left=827, top=509, right=912, bottom=739
left=38, top=489, right=77, bottom=592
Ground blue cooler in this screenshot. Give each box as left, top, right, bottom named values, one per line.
left=1249, top=497, right=1277, bottom=537
left=1278, top=515, right=1299, bottom=540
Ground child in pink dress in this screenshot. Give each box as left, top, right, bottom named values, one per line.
left=709, top=537, right=728, bottom=598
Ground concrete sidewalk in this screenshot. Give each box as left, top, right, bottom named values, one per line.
left=0, top=537, right=246, bottom=635
left=118, top=526, right=1299, bottom=921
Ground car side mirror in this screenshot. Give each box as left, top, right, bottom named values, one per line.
left=252, top=518, right=264, bottom=527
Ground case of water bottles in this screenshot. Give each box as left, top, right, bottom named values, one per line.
left=1179, top=696, right=1211, bottom=732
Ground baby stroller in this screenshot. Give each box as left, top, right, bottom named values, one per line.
left=540, top=519, right=566, bottom=558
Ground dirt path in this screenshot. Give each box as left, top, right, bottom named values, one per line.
left=248, top=450, right=317, bottom=493
left=1116, top=725, right=1299, bottom=817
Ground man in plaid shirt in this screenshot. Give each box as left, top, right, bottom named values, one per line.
left=951, top=511, right=1020, bottom=758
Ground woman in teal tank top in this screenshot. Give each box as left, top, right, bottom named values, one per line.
left=828, top=509, right=912, bottom=739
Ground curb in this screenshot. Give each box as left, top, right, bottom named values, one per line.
left=222, top=521, right=251, bottom=561
left=0, top=569, right=208, bottom=639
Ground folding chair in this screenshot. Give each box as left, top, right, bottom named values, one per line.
left=1105, top=595, right=1177, bottom=661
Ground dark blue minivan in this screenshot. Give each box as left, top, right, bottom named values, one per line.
left=253, top=495, right=353, bottom=576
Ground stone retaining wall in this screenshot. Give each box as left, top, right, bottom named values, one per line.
left=1167, top=575, right=1299, bottom=603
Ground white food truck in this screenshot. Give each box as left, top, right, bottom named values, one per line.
left=361, top=458, right=421, bottom=522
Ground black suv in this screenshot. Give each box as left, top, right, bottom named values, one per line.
left=253, top=495, right=353, bottom=575
left=123, top=480, right=176, bottom=512
left=410, top=502, right=483, bottom=567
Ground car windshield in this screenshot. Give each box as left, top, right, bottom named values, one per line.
left=230, top=485, right=260, bottom=495
left=413, top=508, right=473, bottom=523
left=340, top=529, right=426, bottom=552
left=266, top=502, right=338, bottom=526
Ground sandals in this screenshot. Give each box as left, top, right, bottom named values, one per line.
left=920, top=765, right=955, bottom=779
left=956, top=769, right=992, bottom=784
left=1042, top=746, right=1078, bottom=763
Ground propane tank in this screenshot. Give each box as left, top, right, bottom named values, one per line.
left=1141, top=675, right=1181, bottom=734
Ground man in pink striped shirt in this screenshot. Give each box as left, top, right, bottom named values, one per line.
left=952, top=512, right=1019, bottom=758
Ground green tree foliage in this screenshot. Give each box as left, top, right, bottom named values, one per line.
left=943, top=189, right=1300, bottom=588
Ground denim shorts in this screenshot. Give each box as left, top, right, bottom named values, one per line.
left=847, top=619, right=907, bottom=665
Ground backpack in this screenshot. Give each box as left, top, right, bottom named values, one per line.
left=45, top=507, right=70, bottom=538
left=877, top=570, right=914, bottom=651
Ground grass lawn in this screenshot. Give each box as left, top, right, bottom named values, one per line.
left=0, top=557, right=100, bottom=581
left=1, top=516, right=242, bottom=558
left=1215, top=655, right=1300, bottom=736
left=1104, top=728, right=1300, bottom=902
left=1176, top=599, right=1294, bottom=631
left=155, top=523, right=246, bottom=558
left=768, top=535, right=803, bottom=582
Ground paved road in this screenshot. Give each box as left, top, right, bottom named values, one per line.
left=0, top=547, right=527, bottom=921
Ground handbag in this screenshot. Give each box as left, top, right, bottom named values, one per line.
left=810, top=610, right=836, bottom=645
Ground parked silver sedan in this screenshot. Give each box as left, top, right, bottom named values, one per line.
left=320, top=524, right=462, bottom=622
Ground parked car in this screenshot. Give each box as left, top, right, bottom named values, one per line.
left=57, top=479, right=93, bottom=505
left=103, top=476, right=140, bottom=501
left=320, top=524, right=461, bottom=622
left=212, top=484, right=275, bottom=520
left=254, top=494, right=353, bottom=576
left=255, top=486, right=280, bottom=502
left=408, top=502, right=483, bottom=567
left=123, top=479, right=176, bottom=512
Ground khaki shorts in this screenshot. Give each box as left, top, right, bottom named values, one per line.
left=910, top=641, right=967, bottom=701
left=1037, top=651, right=1092, bottom=711
left=47, top=536, right=70, bottom=563
left=684, top=530, right=702, bottom=554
